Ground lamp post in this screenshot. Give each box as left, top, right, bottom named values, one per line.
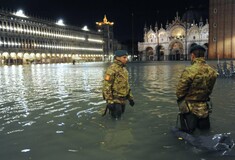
left=157, top=34, right=160, bottom=61
left=131, top=13, right=134, bottom=61
left=185, top=8, right=188, bottom=61
left=156, top=10, right=160, bottom=61
left=96, top=15, right=114, bottom=62
left=185, top=23, right=188, bottom=60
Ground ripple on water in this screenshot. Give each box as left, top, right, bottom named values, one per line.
left=0, top=62, right=235, bottom=160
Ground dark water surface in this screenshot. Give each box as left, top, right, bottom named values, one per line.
left=0, top=61, right=235, bottom=160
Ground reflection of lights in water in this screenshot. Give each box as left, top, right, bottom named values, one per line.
left=88, top=101, right=106, bottom=106
left=20, top=121, right=35, bottom=126
left=57, top=122, right=65, bottom=126
left=1, top=66, right=30, bottom=127
left=76, top=107, right=98, bottom=118
left=68, top=149, right=78, bottom=152
left=56, top=131, right=64, bottom=134
left=7, top=129, right=24, bottom=134
left=21, top=149, right=30, bottom=153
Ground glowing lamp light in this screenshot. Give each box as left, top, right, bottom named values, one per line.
left=82, top=25, right=89, bottom=31
left=13, top=9, right=28, bottom=18
left=56, top=19, right=65, bottom=26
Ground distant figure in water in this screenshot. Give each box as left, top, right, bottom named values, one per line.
left=176, top=45, right=217, bottom=134
left=72, top=60, right=75, bottom=65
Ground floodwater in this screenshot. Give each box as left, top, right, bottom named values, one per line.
left=0, top=61, right=235, bottom=160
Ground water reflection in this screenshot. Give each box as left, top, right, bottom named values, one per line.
left=0, top=62, right=235, bottom=160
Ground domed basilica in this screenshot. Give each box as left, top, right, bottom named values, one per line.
left=138, top=12, right=209, bottom=61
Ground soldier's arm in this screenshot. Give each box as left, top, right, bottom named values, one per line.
left=126, top=71, right=134, bottom=100
left=102, top=68, right=115, bottom=104
left=176, top=69, right=192, bottom=101
left=127, top=88, right=134, bottom=100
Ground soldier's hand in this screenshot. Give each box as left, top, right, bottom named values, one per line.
left=129, top=99, right=135, bottom=107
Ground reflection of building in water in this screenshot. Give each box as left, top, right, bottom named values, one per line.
left=138, top=12, right=209, bottom=61
left=0, top=9, right=118, bottom=65
left=209, top=0, right=235, bottom=59
left=217, top=60, right=235, bottom=78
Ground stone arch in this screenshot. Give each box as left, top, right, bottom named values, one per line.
left=10, top=52, right=16, bottom=59
left=156, top=45, right=165, bottom=61
left=169, top=41, right=184, bottom=60
left=188, top=27, right=200, bottom=41
left=23, top=53, right=30, bottom=64
left=2, top=52, right=9, bottom=64
left=2, top=52, right=9, bottom=58
left=17, top=52, right=23, bottom=64
left=35, top=53, right=41, bottom=63
left=170, top=25, right=186, bottom=40
left=145, top=46, right=154, bottom=61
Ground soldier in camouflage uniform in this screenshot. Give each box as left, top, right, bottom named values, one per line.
left=176, top=45, right=217, bottom=133
left=102, top=50, right=135, bottom=119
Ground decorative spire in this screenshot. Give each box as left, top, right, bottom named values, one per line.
left=96, top=15, right=114, bottom=26
left=155, top=22, right=158, bottom=32
left=144, top=23, right=147, bottom=33
left=199, top=17, right=203, bottom=27
left=166, top=20, right=169, bottom=28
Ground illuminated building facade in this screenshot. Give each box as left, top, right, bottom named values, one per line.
left=0, top=9, right=104, bottom=65
left=138, top=13, right=209, bottom=61
left=209, top=0, right=235, bottom=59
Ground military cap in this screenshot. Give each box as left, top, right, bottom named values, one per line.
left=114, top=50, right=128, bottom=57
left=190, top=45, right=206, bottom=53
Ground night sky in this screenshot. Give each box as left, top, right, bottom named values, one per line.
left=1, top=0, right=209, bottom=43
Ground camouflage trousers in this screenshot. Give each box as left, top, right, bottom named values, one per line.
left=179, top=112, right=210, bottom=133
left=109, top=103, right=126, bottom=119
left=178, top=100, right=210, bottom=118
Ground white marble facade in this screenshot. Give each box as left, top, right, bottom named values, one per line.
left=138, top=13, right=209, bottom=61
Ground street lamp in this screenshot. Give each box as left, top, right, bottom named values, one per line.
left=131, top=13, right=134, bottom=61
left=157, top=35, right=160, bottom=61
left=184, top=8, right=189, bottom=61
left=156, top=11, right=161, bottom=61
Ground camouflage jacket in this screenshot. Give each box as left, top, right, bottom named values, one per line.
left=102, top=59, right=133, bottom=104
left=176, top=58, right=218, bottom=118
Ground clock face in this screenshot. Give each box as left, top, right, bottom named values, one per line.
left=171, top=28, right=185, bottom=37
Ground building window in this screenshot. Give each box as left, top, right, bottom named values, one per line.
left=213, top=37, right=216, bottom=42
left=213, top=23, right=217, bottom=28
left=214, top=8, right=217, bottom=14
